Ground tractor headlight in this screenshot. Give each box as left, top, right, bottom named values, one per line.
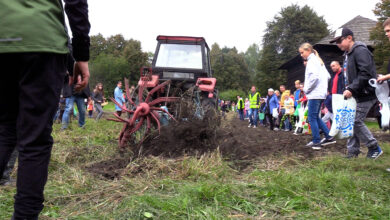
left=163, top=72, right=194, bottom=79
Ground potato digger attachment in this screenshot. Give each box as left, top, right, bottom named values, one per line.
left=108, top=36, right=218, bottom=150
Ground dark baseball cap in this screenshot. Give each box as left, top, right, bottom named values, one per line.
left=329, top=28, right=354, bottom=43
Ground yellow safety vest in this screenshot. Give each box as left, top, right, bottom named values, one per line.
left=237, top=98, right=244, bottom=110
left=249, top=92, right=260, bottom=108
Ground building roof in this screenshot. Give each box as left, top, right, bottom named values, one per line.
left=316, top=15, right=377, bottom=46
left=280, top=15, right=377, bottom=70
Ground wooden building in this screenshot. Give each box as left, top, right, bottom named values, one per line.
left=279, top=15, right=377, bottom=90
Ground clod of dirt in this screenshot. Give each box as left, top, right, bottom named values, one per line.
left=86, top=157, right=130, bottom=180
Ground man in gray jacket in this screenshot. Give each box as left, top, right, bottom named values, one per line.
left=330, top=28, right=382, bottom=159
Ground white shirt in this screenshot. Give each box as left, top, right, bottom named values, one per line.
left=303, top=53, right=330, bottom=100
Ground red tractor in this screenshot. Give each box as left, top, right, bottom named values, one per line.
left=109, top=36, right=218, bottom=149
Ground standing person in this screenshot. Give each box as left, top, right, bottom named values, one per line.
left=87, top=98, right=93, bottom=118
left=265, top=88, right=279, bottom=131
left=278, top=85, right=290, bottom=130
left=220, top=100, right=227, bottom=119
left=259, top=98, right=267, bottom=126
left=299, top=43, right=335, bottom=150
left=114, top=81, right=126, bottom=116
left=92, top=83, right=105, bottom=121
left=244, top=98, right=250, bottom=120
left=248, top=86, right=260, bottom=128
left=61, top=54, right=91, bottom=131
left=331, top=28, right=383, bottom=159
left=293, top=80, right=301, bottom=108
left=237, top=96, right=244, bottom=121
left=378, top=19, right=390, bottom=85
left=282, top=94, right=294, bottom=131
left=329, top=61, right=345, bottom=95
left=0, top=1, right=90, bottom=219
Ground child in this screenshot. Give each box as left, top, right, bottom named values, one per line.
left=259, top=98, right=267, bottom=126
left=87, top=98, right=94, bottom=118
left=281, top=95, right=294, bottom=131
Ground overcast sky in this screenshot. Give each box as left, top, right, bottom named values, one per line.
left=88, top=0, right=380, bottom=53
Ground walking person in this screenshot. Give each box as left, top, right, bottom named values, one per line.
left=331, top=28, right=383, bottom=159
left=299, top=43, right=336, bottom=150
left=248, top=86, right=261, bottom=128
left=92, top=83, right=105, bottom=121
left=0, top=0, right=90, bottom=218
left=114, top=81, right=126, bottom=116
left=237, top=96, right=244, bottom=121
left=265, top=88, right=279, bottom=131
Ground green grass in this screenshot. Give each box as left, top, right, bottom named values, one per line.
left=103, top=101, right=116, bottom=112
left=1, top=118, right=390, bottom=219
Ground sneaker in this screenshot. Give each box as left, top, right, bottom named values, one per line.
left=312, top=143, right=323, bottom=150
left=253, top=125, right=257, bottom=128
left=320, top=137, right=336, bottom=146
left=386, top=168, right=390, bottom=172
left=305, top=141, right=314, bottom=147
left=248, top=124, right=251, bottom=128
left=273, top=128, right=279, bottom=131
left=284, top=129, right=290, bottom=132
left=366, top=146, right=383, bottom=160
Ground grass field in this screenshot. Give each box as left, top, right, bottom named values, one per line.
left=1, top=113, right=390, bottom=219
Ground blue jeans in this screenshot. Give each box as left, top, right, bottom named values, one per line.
left=249, top=108, right=258, bottom=126
left=284, top=115, right=292, bottom=130
left=308, top=99, right=330, bottom=144
left=238, top=109, right=244, bottom=120
left=62, top=96, right=86, bottom=129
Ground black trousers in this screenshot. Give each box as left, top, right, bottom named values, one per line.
left=266, top=113, right=275, bottom=130
left=0, top=53, right=66, bottom=219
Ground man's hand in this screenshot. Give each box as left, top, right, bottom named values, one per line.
left=343, top=90, right=352, bottom=98
left=73, top=61, right=90, bottom=92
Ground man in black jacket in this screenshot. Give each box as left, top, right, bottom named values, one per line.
left=0, top=1, right=90, bottom=219
left=331, top=28, right=382, bottom=159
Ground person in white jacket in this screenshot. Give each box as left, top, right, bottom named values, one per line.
left=299, top=43, right=336, bottom=150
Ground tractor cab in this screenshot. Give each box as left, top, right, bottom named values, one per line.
left=151, top=36, right=212, bottom=82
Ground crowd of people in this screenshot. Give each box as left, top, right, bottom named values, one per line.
left=226, top=26, right=390, bottom=163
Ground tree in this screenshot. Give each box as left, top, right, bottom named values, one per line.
left=210, top=43, right=251, bottom=94
left=256, top=4, right=329, bottom=95
left=244, top=43, right=262, bottom=83
left=370, top=0, right=390, bottom=74
left=89, top=34, right=149, bottom=96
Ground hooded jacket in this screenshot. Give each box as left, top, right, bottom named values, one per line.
left=344, top=41, right=376, bottom=103
left=303, top=53, right=331, bottom=100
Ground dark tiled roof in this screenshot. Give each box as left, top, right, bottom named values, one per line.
left=317, top=15, right=377, bottom=46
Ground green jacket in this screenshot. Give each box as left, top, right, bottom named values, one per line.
left=0, top=0, right=90, bottom=61
left=0, top=0, right=68, bottom=54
